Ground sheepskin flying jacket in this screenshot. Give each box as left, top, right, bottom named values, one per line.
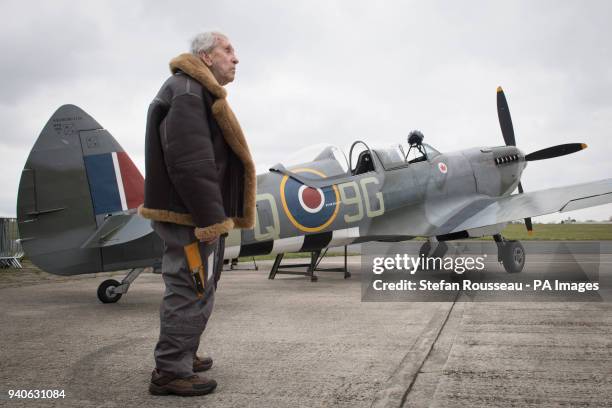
left=139, top=53, right=256, bottom=241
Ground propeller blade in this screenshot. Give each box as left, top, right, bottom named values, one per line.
left=496, top=86, right=516, bottom=146
left=517, top=182, right=533, bottom=234
left=525, top=143, right=587, bottom=161
left=525, top=217, right=533, bottom=235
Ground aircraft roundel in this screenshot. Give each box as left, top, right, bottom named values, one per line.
left=438, top=162, right=448, bottom=174
left=280, top=168, right=340, bottom=232
left=298, top=185, right=325, bottom=213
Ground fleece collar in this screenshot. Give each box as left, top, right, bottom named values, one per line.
left=169, top=53, right=227, bottom=99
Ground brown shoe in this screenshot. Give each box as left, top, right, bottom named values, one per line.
left=193, top=356, right=213, bottom=372
left=149, top=369, right=217, bottom=396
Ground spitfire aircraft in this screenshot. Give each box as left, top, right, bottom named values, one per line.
left=17, top=88, right=612, bottom=303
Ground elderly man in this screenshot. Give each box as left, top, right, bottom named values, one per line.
left=139, top=31, right=256, bottom=397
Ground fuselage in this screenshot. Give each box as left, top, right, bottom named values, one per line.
left=225, top=145, right=527, bottom=259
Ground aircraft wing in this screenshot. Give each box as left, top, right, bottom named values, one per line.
left=433, top=178, right=612, bottom=235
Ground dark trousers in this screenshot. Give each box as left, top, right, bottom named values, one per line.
left=151, top=221, right=223, bottom=377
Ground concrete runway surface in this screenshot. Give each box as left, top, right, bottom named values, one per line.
left=1, top=253, right=611, bottom=407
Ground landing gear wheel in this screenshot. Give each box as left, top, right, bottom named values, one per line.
left=501, top=241, right=525, bottom=273
left=97, top=279, right=123, bottom=303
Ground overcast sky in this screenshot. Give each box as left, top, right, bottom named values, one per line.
left=2, top=0, right=611, bottom=223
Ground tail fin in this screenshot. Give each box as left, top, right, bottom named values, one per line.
left=17, top=105, right=149, bottom=275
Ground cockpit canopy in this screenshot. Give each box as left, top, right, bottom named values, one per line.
left=273, top=141, right=441, bottom=180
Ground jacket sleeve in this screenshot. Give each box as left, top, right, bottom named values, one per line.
left=162, top=92, right=230, bottom=234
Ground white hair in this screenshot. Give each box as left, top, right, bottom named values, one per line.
left=190, top=31, right=226, bottom=55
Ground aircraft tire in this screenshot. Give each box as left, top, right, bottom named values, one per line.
left=97, top=279, right=123, bottom=303
left=501, top=240, right=525, bottom=273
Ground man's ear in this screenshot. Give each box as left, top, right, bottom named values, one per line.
left=199, top=51, right=213, bottom=67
